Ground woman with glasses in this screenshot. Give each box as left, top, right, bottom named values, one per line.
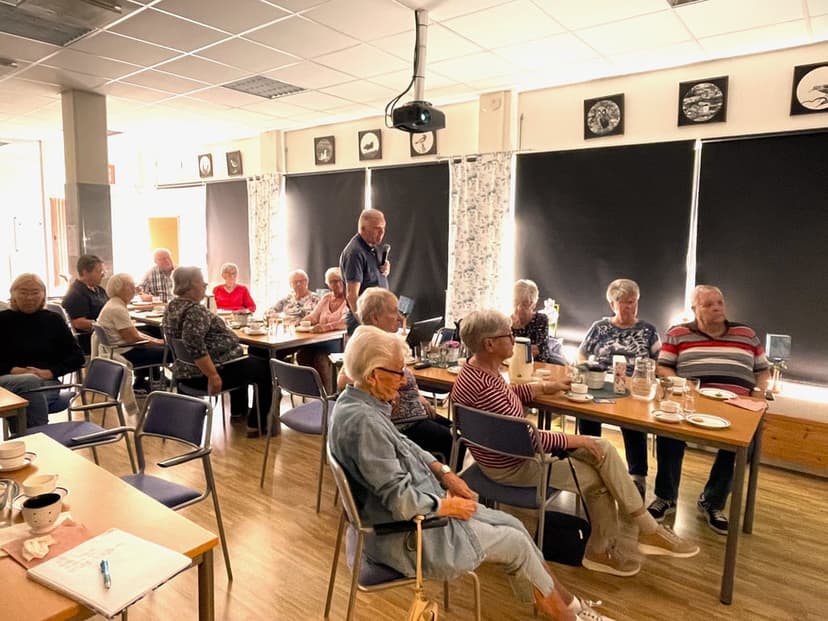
left=511, top=279, right=554, bottom=362
left=330, top=325, right=615, bottom=621
left=451, top=310, right=698, bottom=578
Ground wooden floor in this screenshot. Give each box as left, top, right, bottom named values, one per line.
left=84, top=397, right=828, bottom=621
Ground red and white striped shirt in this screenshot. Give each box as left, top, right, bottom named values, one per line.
left=451, top=363, right=568, bottom=470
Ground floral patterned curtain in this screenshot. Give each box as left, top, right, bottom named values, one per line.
left=247, top=173, right=284, bottom=308
left=446, top=152, right=514, bottom=324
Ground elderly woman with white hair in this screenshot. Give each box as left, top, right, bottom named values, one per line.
left=577, top=278, right=661, bottom=500
left=212, top=262, right=256, bottom=313
left=97, top=273, right=166, bottom=392
left=268, top=269, right=319, bottom=320
left=0, top=273, right=85, bottom=428
left=330, top=325, right=613, bottom=621
left=451, top=309, right=697, bottom=578
left=511, top=279, right=556, bottom=363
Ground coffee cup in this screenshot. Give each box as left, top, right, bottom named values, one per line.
left=23, top=473, right=58, bottom=497
left=0, top=440, right=26, bottom=469
left=571, top=383, right=588, bottom=395
left=669, top=377, right=687, bottom=393
left=21, top=492, right=62, bottom=534
left=586, top=370, right=606, bottom=389
left=300, top=320, right=311, bottom=328
left=660, top=400, right=681, bottom=414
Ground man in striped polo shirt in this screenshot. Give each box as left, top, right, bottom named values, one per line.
left=647, top=285, right=769, bottom=534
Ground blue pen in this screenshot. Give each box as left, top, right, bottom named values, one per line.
left=100, top=559, right=111, bottom=589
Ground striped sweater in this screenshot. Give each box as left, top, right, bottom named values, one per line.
left=450, top=363, right=568, bottom=469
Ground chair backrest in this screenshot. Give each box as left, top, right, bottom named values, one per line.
left=138, top=392, right=211, bottom=449
left=167, top=336, right=197, bottom=366
left=83, top=358, right=126, bottom=399
left=91, top=322, right=113, bottom=348
left=326, top=443, right=366, bottom=532
left=46, top=302, right=71, bottom=326
left=452, top=404, right=543, bottom=460
left=270, top=358, right=327, bottom=400
left=434, top=327, right=456, bottom=345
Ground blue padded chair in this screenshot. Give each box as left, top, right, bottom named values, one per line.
left=323, top=444, right=481, bottom=621
left=21, top=357, right=136, bottom=472
left=450, top=404, right=565, bottom=551
left=121, top=392, right=232, bottom=581
left=92, top=322, right=168, bottom=391
left=261, top=359, right=333, bottom=512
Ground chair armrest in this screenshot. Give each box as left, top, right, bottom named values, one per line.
left=126, top=339, right=151, bottom=347
left=372, top=516, right=448, bottom=536
left=25, top=383, right=80, bottom=393
left=214, top=355, right=250, bottom=370
left=71, top=425, right=133, bottom=443
left=158, top=447, right=211, bottom=468
left=69, top=400, right=120, bottom=413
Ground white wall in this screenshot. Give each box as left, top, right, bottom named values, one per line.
left=154, top=136, right=263, bottom=186
left=519, top=41, right=828, bottom=152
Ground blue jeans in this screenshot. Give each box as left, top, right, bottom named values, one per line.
left=0, top=374, right=62, bottom=428
left=578, top=419, right=648, bottom=477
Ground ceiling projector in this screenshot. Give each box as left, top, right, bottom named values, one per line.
left=392, top=100, right=445, bottom=133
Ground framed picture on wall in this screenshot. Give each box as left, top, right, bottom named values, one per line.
left=314, top=136, right=335, bottom=165
left=677, top=76, right=728, bottom=125
left=410, top=130, right=437, bottom=157
left=358, top=129, right=382, bottom=160
left=584, top=94, right=624, bottom=139
left=790, top=61, right=828, bottom=115
left=198, top=153, right=213, bottom=178
left=225, top=150, right=243, bottom=175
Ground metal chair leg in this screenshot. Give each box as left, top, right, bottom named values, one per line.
left=204, top=458, right=232, bottom=581
left=324, top=512, right=346, bottom=618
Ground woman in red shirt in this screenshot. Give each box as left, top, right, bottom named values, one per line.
left=212, top=262, right=256, bottom=313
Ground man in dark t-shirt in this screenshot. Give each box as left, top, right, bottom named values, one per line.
left=62, top=254, right=107, bottom=354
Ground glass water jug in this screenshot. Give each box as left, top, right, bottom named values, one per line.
left=630, top=357, right=656, bottom=401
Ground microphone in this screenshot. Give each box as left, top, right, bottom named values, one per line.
left=379, top=244, right=391, bottom=266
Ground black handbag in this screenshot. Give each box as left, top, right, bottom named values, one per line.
left=542, top=457, right=592, bottom=566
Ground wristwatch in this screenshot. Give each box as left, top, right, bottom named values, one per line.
left=440, top=464, right=451, bottom=477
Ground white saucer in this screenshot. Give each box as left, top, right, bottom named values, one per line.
left=405, top=356, right=417, bottom=365
left=243, top=328, right=267, bottom=335
left=294, top=325, right=313, bottom=332
left=699, top=388, right=737, bottom=400
left=653, top=411, right=683, bottom=423
left=685, top=413, right=731, bottom=429
left=0, top=452, right=37, bottom=472
left=14, top=486, right=69, bottom=511
left=446, top=366, right=462, bottom=375
left=565, top=393, right=594, bottom=402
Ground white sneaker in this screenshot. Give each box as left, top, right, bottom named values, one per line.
left=570, top=597, right=617, bottom=621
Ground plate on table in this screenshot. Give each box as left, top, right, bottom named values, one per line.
left=0, top=452, right=37, bottom=472
left=243, top=327, right=267, bottom=336
left=294, top=326, right=313, bottom=333
left=699, top=388, right=737, bottom=400
left=653, top=411, right=684, bottom=424
left=565, top=393, right=594, bottom=403
left=446, top=366, right=463, bottom=375
left=405, top=356, right=417, bottom=366
left=685, top=414, right=731, bottom=429
left=143, top=312, right=164, bottom=318
left=13, top=486, right=69, bottom=511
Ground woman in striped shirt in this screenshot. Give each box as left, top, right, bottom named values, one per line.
left=451, top=310, right=698, bottom=578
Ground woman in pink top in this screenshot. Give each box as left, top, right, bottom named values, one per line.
left=212, top=262, right=256, bottom=312
left=305, top=267, right=347, bottom=332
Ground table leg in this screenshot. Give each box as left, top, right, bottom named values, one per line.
left=720, top=447, right=747, bottom=604
left=743, top=418, right=764, bottom=534
left=197, top=549, right=215, bottom=621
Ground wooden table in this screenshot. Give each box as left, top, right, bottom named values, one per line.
left=0, top=433, right=218, bottom=621
left=0, top=387, right=28, bottom=439
left=411, top=363, right=765, bottom=605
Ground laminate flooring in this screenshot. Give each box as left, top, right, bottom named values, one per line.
left=85, top=398, right=828, bottom=621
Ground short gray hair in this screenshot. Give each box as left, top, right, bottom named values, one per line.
left=513, top=279, right=539, bottom=307
left=288, top=269, right=308, bottom=283
left=460, top=309, right=511, bottom=354
left=324, top=266, right=341, bottom=284
left=606, top=278, right=640, bottom=304
left=358, top=208, right=385, bottom=229
left=106, top=272, right=134, bottom=298
left=343, top=325, right=408, bottom=384
left=357, top=287, right=397, bottom=326
left=220, top=262, right=238, bottom=276
left=691, top=284, right=724, bottom=309
left=172, top=266, right=203, bottom=296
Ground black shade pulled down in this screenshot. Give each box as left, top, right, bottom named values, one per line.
left=206, top=181, right=250, bottom=284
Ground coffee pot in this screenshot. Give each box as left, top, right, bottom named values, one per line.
left=509, top=337, right=534, bottom=383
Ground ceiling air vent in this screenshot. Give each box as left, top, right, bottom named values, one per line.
left=0, top=0, right=122, bottom=47
left=223, top=75, right=305, bottom=100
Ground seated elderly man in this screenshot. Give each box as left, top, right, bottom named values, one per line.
left=164, top=267, right=272, bottom=437
left=97, top=273, right=166, bottom=392
left=337, top=287, right=459, bottom=465
left=451, top=309, right=698, bottom=577
left=648, top=285, right=769, bottom=535
left=268, top=269, right=319, bottom=321
left=61, top=254, right=107, bottom=355
left=330, top=325, right=615, bottom=621
left=0, top=273, right=85, bottom=428
left=139, top=248, right=175, bottom=303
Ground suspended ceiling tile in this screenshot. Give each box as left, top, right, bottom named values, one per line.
left=577, top=10, right=689, bottom=56
left=611, top=40, right=707, bottom=75
left=69, top=32, right=180, bottom=66
left=122, top=69, right=207, bottom=93
left=110, top=8, right=227, bottom=52
left=0, top=32, right=59, bottom=63
left=426, top=0, right=508, bottom=21
left=809, top=0, right=828, bottom=16
left=430, top=51, right=516, bottom=82
left=197, top=38, right=297, bottom=73
left=533, top=0, right=669, bottom=30
left=269, top=0, right=332, bottom=11
left=156, top=0, right=290, bottom=34
left=240, top=98, right=316, bottom=117
left=370, top=67, right=457, bottom=91
left=812, top=14, right=828, bottom=38
left=676, top=0, right=805, bottom=39
left=156, top=55, right=250, bottom=84
left=244, top=15, right=358, bottom=57
left=319, top=79, right=397, bottom=103
left=372, top=23, right=483, bottom=62
left=265, top=61, right=353, bottom=88
left=699, top=21, right=812, bottom=57
left=494, top=33, right=598, bottom=69
left=101, top=82, right=175, bottom=102
left=21, top=102, right=62, bottom=122
left=158, top=96, right=233, bottom=115
left=187, top=86, right=266, bottom=107
left=442, top=1, right=565, bottom=49
left=0, top=93, right=57, bottom=114
left=0, top=77, right=60, bottom=96
left=42, top=49, right=141, bottom=80
left=314, top=44, right=408, bottom=78
left=303, top=0, right=413, bottom=41
left=19, top=65, right=108, bottom=90
left=281, top=90, right=353, bottom=110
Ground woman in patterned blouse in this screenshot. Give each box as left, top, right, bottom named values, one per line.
left=165, top=267, right=272, bottom=437
left=511, top=279, right=553, bottom=362
left=268, top=269, right=320, bottom=320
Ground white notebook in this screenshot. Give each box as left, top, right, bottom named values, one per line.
left=27, top=528, right=191, bottom=618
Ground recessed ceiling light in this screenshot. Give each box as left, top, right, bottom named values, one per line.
left=222, top=75, right=305, bottom=100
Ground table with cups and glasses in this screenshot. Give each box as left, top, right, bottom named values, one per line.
left=409, top=361, right=765, bottom=605
left=0, top=387, right=28, bottom=440
left=0, top=433, right=219, bottom=621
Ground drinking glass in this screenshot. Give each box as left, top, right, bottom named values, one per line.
left=687, top=378, right=701, bottom=393
left=683, top=391, right=696, bottom=414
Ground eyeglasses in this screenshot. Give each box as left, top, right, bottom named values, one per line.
left=488, top=333, right=515, bottom=343
left=376, top=366, right=405, bottom=377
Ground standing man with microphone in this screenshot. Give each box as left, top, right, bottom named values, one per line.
left=339, top=208, right=391, bottom=334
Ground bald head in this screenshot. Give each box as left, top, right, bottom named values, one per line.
left=153, top=248, right=173, bottom=273
left=358, top=209, right=386, bottom=247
